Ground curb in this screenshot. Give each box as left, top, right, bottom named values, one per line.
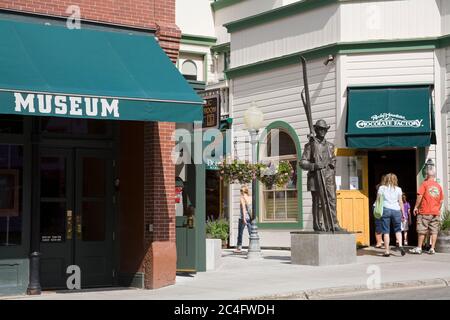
left=242, top=277, right=450, bottom=300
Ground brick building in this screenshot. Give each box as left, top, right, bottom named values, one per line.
left=0, top=0, right=203, bottom=295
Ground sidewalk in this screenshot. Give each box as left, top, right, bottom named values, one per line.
left=4, top=247, right=450, bottom=300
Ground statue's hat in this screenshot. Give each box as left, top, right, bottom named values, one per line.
left=313, top=119, right=330, bottom=130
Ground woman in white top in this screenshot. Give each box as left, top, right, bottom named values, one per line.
left=376, top=173, right=406, bottom=257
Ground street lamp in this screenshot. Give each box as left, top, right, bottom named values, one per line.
left=243, top=101, right=264, bottom=259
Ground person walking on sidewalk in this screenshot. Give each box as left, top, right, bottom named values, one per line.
left=374, top=175, right=386, bottom=248
left=401, top=193, right=412, bottom=246
left=409, top=168, right=443, bottom=255
left=376, top=173, right=406, bottom=257
left=235, top=185, right=252, bottom=253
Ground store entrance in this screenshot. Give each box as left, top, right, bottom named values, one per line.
left=368, top=149, right=417, bottom=246
left=206, top=170, right=221, bottom=221
left=37, top=147, right=115, bottom=289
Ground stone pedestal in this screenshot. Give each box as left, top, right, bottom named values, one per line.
left=291, top=232, right=356, bottom=266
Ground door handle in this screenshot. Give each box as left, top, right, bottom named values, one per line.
left=76, top=214, right=82, bottom=240
left=67, top=210, right=73, bottom=240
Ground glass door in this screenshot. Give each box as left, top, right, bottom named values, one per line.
left=39, top=148, right=74, bottom=288
left=38, top=148, right=114, bottom=289
left=75, top=149, right=114, bottom=287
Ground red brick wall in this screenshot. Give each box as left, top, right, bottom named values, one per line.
left=143, top=122, right=176, bottom=289
left=144, top=122, right=176, bottom=244
left=0, top=0, right=181, bottom=61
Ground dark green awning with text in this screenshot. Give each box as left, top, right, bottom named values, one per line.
left=346, top=86, right=436, bottom=148
left=0, top=17, right=203, bottom=122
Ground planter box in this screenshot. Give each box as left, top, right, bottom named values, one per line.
left=436, top=230, right=450, bottom=254
left=206, top=239, right=222, bottom=271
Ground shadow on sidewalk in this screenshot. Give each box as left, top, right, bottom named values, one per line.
left=45, top=287, right=135, bottom=294
left=357, top=246, right=413, bottom=257
left=263, top=255, right=291, bottom=264
left=176, top=272, right=196, bottom=277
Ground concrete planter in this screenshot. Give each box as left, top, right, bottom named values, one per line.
left=206, top=239, right=222, bottom=271
left=436, top=230, right=450, bottom=253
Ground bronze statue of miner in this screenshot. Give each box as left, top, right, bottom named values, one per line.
left=300, top=119, right=344, bottom=232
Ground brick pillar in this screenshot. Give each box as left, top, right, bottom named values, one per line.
left=143, top=121, right=176, bottom=289
left=141, top=15, right=180, bottom=288
left=155, top=23, right=181, bottom=63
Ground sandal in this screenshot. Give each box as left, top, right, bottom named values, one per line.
left=383, top=252, right=390, bottom=257
left=375, top=244, right=383, bottom=248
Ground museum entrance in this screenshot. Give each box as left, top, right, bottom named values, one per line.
left=34, top=117, right=116, bottom=289
left=37, top=147, right=115, bottom=289
left=368, top=149, right=418, bottom=246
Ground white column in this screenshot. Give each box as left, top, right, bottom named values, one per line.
left=434, top=49, right=448, bottom=208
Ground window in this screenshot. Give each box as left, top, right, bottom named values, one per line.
left=182, top=60, right=198, bottom=81
left=39, top=117, right=110, bottom=136
left=0, top=145, right=23, bottom=246
left=260, top=129, right=298, bottom=222
left=335, top=156, right=364, bottom=190
left=0, top=115, right=23, bottom=134
left=224, top=51, right=230, bottom=71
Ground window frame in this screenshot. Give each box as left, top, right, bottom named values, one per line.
left=256, top=121, right=303, bottom=229
left=181, top=59, right=199, bottom=81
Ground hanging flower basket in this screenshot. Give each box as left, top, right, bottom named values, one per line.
left=218, top=158, right=294, bottom=188
left=256, top=161, right=294, bottom=189
left=218, top=159, right=255, bottom=185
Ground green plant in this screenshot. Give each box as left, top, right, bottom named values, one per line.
left=218, top=159, right=254, bottom=185
left=441, top=210, right=450, bottom=231
left=218, top=158, right=294, bottom=188
left=206, top=218, right=229, bottom=242
left=256, top=160, right=294, bottom=188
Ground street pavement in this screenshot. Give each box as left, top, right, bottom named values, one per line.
left=324, top=286, right=450, bottom=300
left=3, top=247, right=450, bottom=300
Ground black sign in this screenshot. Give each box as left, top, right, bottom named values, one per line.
left=203, top=96, right=220, bottom=129
left=41, top=235, right=63, bottom=242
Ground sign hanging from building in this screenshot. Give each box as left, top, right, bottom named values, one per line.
left=202, top=95, right=220, bottom=129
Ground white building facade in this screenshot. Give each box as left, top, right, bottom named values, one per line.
left=218, top=0, right=450, bottom=248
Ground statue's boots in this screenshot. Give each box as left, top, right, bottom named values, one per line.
left=332, top=224, right=347, bottom=232
left=314, top=224, right=326, bottom=232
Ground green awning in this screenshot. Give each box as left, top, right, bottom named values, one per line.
left=346, top=86, right=436, bottom=148
left=0, top=17, right=203, bottom=122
